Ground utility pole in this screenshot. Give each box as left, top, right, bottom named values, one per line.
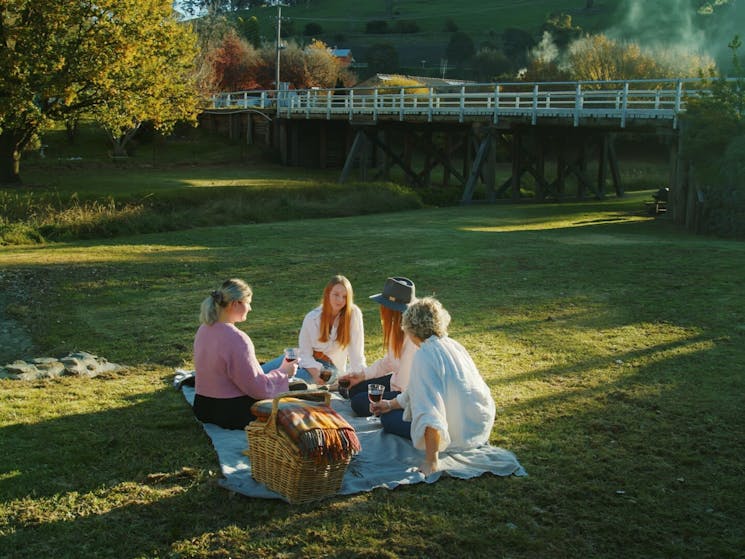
left=275, top=4, right=282, bottom=116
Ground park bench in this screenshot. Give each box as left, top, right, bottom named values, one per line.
left=646, top=187, right=669, bottom=215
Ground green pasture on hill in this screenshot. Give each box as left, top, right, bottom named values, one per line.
left=1, top=194, right=744, bottom=558
left=245, top=0, right=627, bottom=71
left=250, top=0, right=626, bottom=42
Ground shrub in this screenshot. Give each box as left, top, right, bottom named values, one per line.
left=365, top=20, right=389, bottom=34
left=365, top=43, right=399, bottom=75
left=683, top=36, right=745, bottom=238
left=304, top=22, right=323, bottom=36
left=393, top=20, right=420, bottom=34
left=446, top=32, right=475, bottom=66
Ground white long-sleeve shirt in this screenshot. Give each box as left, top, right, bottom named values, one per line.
left=298, top=304, right=366, bottom=373
left=364, top=335, right=417, bottom=392
left=403, top=335, right=495, bottom=452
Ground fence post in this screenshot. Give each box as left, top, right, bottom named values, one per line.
left=493, top=85, right=500, bottom=124
left=673, top=79, right=683, bottom=129
left=428, top=87, right=434, bottom=122
left=459, top=86, right=465, bottom=123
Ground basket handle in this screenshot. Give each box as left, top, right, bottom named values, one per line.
left=266, top=390, right=332, bottom=434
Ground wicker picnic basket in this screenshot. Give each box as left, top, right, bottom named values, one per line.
left=244, top=391, right=354, bottom=504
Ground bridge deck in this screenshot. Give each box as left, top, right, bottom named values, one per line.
left=209, top=78, right=710, bottom=130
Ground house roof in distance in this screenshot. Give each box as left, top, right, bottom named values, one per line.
left=354, top=73, right=474, bottom=89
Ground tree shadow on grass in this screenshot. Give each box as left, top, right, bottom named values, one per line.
left=0, top=381, right=306, bottom=558
left=488, top=337, right=745, bottom=557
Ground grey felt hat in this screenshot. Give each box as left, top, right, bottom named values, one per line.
left=369, top=277, right=416, bottom=312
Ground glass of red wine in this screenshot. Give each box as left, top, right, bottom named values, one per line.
left=319, top=365, right=333, bottom=384
left=284, top=347, right=298, bottom=363
left=367, top=383, right=385, bottom=421
left=338, top=377, right=351, bottom=399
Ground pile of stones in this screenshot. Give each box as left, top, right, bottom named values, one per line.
left=0, top=351, right=124, bottom=380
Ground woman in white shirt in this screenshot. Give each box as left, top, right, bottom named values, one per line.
left=294, top=274, right=366, bottom=384
left=371, top=296, right=496, bottom=475
left=340, top=277, right=417, bottom=425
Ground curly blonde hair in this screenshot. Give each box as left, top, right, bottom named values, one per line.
left=401, top=296, right=450, bottom=340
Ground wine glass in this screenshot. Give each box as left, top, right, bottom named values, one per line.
left=284, top=347, right=298, bottom=363
left=367, top=383, right=385, bottom=421
left=319, top=365, right=333, bottom=384
left=337, top=377, right=351, bottom=399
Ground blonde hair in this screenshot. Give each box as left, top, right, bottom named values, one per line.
left=401, top=296, right=450, bottom=340
left=319, top=275, right=354, bottom=348
left=200, top=278, right=252, bottom=325
left=380, top=305, right=405, bottom=358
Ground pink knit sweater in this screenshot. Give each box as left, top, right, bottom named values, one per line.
left=193, top=322, right=289, bottom=399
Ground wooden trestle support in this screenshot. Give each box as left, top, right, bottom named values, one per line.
left=328, top=121, right=627, bottom=204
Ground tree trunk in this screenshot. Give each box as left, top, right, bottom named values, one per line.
left=111, top=140, right=129, bottom=157
left=0, top=131, right=23, bottom=185
left=109, top=124, right=141, bottom=157
left=385, top=0, right=394, bottom=19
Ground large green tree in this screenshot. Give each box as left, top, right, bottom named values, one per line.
left=0, top=0, right=201, bottom=183
left=683, top=36, right=745, bottom=237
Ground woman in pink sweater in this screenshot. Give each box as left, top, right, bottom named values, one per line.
left=193, top=278, right=298, bottom=429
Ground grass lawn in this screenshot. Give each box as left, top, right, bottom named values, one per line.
left=1, top=191, right=744, bottom=558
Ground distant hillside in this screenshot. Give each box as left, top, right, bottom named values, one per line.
left=233, top=0, right=620, bottom=78
left=221, top=0, right=741, bottom=80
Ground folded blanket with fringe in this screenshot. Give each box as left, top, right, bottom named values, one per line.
left=250, top=397, right=360, bottom=464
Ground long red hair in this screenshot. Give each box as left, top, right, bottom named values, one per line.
left=380, top=305, right=405, bottom=358
left=319, top=275, right=354, bottom=348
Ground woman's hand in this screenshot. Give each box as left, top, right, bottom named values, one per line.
left=279, top=359, right=298, bottom=378
left=419, top=426, right=440, bottom=476
left=340, top=371, right=365, bottom=387
left=306, top=367, right=321, bottom=384
left=370, top=398, right=395, bottom=416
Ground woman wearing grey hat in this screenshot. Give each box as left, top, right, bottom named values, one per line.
left=341, top=277, right=417, bottom=433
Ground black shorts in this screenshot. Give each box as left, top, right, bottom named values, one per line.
left=192, top=393, right=258, bottom=430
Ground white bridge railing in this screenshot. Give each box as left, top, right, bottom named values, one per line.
left=211, top=78, right=712, bottom=129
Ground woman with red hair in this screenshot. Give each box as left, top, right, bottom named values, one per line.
left=294, top=274, right=367, bottom=385
left=340, top=277, right=417, bottom=426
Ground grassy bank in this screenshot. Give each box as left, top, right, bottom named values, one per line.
left=1, top=193, right=743, bottom=558
left=2, top=122, right=671, bottom=247
left=1, top=124, right=425, bottom=245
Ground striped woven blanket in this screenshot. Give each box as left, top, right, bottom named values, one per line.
left=251, top=397, right=360, bottom=464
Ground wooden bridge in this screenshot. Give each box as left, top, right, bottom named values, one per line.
left=200, top=78, right=707, bottom=209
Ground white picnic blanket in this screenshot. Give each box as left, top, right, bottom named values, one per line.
left=175, top=370, right=526, bottom=501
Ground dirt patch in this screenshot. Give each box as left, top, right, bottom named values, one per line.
left=0, top=272, right=37, bottom=364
